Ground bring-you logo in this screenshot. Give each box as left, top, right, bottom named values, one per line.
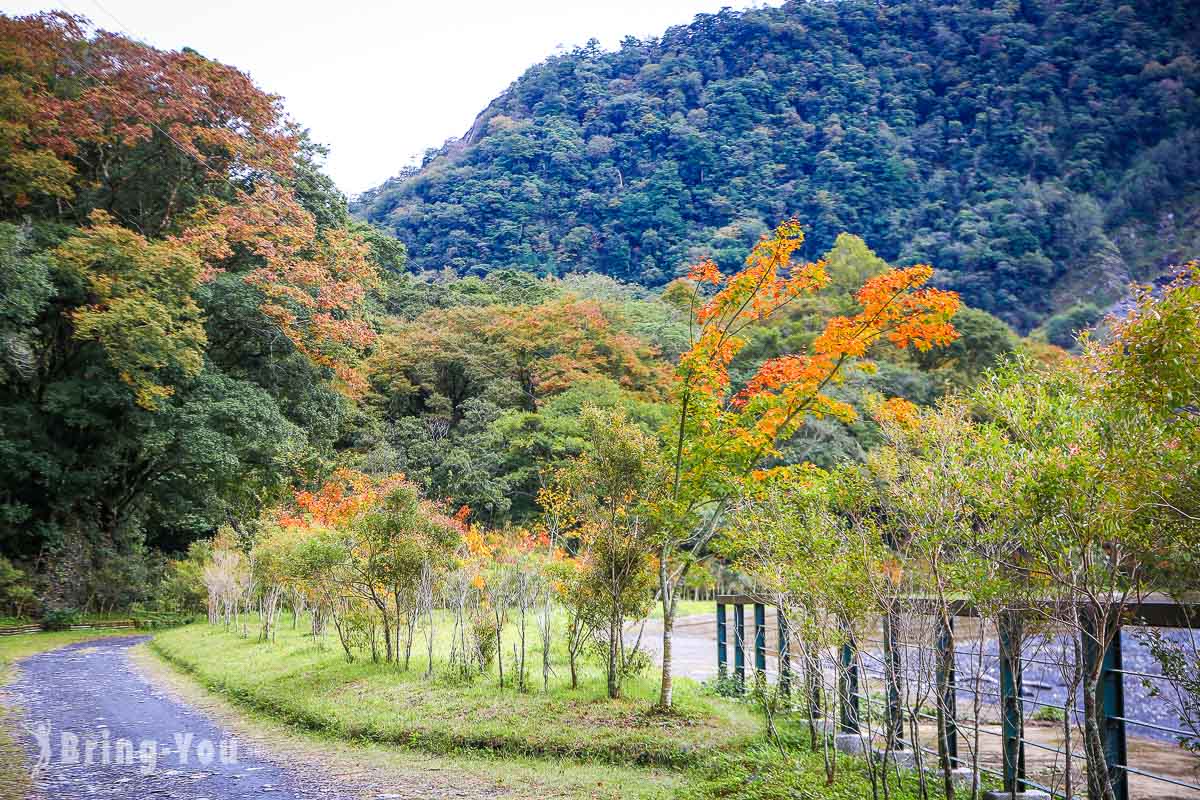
left=24, top=719, right=238, bottom=777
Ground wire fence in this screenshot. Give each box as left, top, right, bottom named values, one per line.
left=714, top=595, right=1200, bottom=800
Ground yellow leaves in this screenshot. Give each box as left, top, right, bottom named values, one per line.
left=54, top=210, right=206, bottom=410
left=872, top=397, right=921, bottom=430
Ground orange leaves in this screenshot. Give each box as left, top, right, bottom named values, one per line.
left=0, top=12, right=297, bottom=208
left=736, top=354, right=828, bottom=406
left=285, top=469, right=406, bottom=528
left=679, top=219, right=830, bottom=404
left=818, top=271, right=959, bottom=359
left=692, top=219, right=828, bottom=330
left=672, top=220, right=960, bottom=483
left=179, top=188, right=380, bottom=395
left=813, top=265, right=959, bottom=358
left=687, top=258, right=722, bottom=285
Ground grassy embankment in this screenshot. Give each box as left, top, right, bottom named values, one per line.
left=154, top=614, right=949, bottom=799
left=0, top=628, right=145, bottom=798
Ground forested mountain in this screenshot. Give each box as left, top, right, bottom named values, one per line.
left=0, top=5, right=1181, bottom=617
left=355, top=0, right=1200, bottom=331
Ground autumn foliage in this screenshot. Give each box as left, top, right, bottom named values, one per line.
left=0, top=12, right=293, bottom=214
left=671, top=218, right=960, bottom=489
left=650, top=218, right=959, bottom=708
left=1, top=12, right=379, bottom=400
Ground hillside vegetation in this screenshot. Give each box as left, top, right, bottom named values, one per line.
left=356, top=0, right=1200, bottom=330
left=0, top=10, right=1013, bottom=611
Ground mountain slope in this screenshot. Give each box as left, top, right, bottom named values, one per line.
left=355, top=0, right=1200, bottom=331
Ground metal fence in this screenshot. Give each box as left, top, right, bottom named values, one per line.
left=714, top=594, right=1200, bottom=800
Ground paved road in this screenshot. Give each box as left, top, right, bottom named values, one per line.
left=9, top=635, right=360, bottom=799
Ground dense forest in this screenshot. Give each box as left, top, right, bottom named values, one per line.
left=2, top=7, right=1197, bottom=800
left=355, top=0, right=1200, bottom=331
left=0, top=10, right=1026, bottom=615
left=0, top=12, right=400, bottom=611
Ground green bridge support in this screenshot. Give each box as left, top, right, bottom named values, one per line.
left=753, top=602, right=767, bottom=681
left=716, top=602, right=727, bottom=680
left=999, top=612, right=1026, bottom=793
left=734, top=603, right=746, bottom=693
left=1084, top=616, right=1129, bottom=800
left=778, top=610, right=791, bottom=699
left=839, top=631, right=860, bottom=734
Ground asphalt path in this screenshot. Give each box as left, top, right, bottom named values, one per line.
left=10, top=635, right=360, bottom=799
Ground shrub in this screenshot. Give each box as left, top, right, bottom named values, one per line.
left=42, top=608, right=81, bottom=631
left=1032, top=704, right=1066, bottom=723
left=0, top=557, right=36, bottom=619
left=1044, top=302, right=1103, bottom=349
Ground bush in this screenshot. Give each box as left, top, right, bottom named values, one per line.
left=0, top=556, right=36, bottom=619
left=153, top=540, right=212, bottom=613
left=130, top=604, right=199, bottom=630
left=1032, top=704, right=1066, bottom=723
left=1044, top=302, right=1103, bottom=349
left=42, top=608, right=81, bottom=631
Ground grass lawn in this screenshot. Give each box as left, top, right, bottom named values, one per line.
left=153, top=616, right=952, bottom=800
left=649, top=600, right=714, bottom=619
left=0, top=628, right=146, bottom=799
left=135, top=643, right=684, bottom=800
left=153, top=614, right=759, bottom=767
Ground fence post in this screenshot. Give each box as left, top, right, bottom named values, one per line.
left=935, top=615, right=958, bottom=765
left=884, top=608, right=904, bottom=749
left=999, top=611, right=1026, bottom=793
left=778, top=608, right=792, bottom=699
left=754, top=602, right=767, bottom=681
left=734, top=603, right=746, bottom=693
left=716, top=602, right=727, bottom=681
left=1085, top=616, right=1129, bottom=800
left=839, top=624, right=860, bottom=734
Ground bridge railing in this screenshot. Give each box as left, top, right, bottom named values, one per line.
left=714, top=593, right=1200, bottom=800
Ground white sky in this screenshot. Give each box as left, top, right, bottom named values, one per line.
left=2, top=0, right=770, bottom=195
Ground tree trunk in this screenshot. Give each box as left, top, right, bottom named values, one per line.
left=608, top=608, right=621, bottom=699
left=658, top=587, right=676, bottom=709
left=657, top=554, right=688, bottom=709
left=1082, top=660, right=1115, bottom=800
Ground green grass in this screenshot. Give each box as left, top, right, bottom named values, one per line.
left=682, top=737, right=948, bottom=800
left=153, top=615, right=759, bottom=768
left=649, top=600, right=714, bottom=619
left=0, top=628, right=144, bottom=799
left=152, top=616, right=957, bottom=800
left=136, top=643, right=682, bottom=800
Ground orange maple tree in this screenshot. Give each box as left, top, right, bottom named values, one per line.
left=651, top=218, right=960, bottom=708
left=277, top=468, right=407, bottom=529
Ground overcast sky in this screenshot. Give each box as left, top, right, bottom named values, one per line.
left=3, top=0, right=771, bottom=194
